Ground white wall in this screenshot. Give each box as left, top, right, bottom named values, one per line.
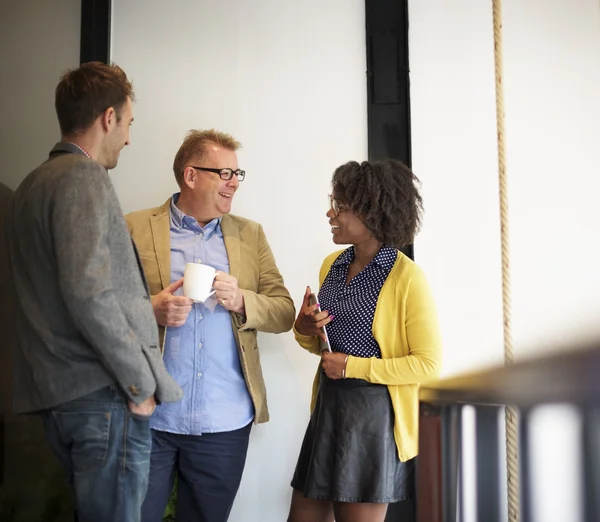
left=111, top=1, right=367, bottom=520
left=409, top=0, right=505, bottom=376
left=410, top=0, right=600, bottom=371
left=501, top=0, right=600, bottom=357
left=410, top=1, right=600, bottom=521
left=0, top=0, right=81, bottom=190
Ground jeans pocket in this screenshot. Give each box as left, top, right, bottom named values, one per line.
left=52, top=410, right=111, bottom=472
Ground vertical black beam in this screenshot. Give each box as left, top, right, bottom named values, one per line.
left=441, top=405, right=461, bottom=522
left=519, top=410, right=532, bottom=522
left=0, top=415, right=4, bottom=488
left=363, top=6, right=420, bottom=514
left=582, top=406, right=600, bottom=522
left=365, top=0, right=413, bottom=259
left=475, top=406, right=500, bottom=522
left=80, top=0, right=112, bottom=64
left=365, top=0, right=411, bottom=165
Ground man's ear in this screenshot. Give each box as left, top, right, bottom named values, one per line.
left=182, top=167, right=197, bottom=189
left=101, top=106, right=116, bottom=131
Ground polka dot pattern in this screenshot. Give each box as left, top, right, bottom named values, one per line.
left=319, top=246, right=398, bottom=359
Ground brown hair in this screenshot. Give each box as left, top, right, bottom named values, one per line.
left=55, top=61, right=134, bottom=136
left=332, top=159, right=424, bottom=248
left=173, top=129, right=242, bottom=186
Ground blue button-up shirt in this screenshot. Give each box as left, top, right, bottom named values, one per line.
left=150, top=194, right=255, bottom=435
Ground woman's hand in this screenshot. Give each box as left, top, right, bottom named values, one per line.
left=294, top=286, right=333, bottom=341
left=322, top=351, right=349, bottom=380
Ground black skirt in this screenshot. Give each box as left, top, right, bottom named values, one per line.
left=291, top=373, right=415, bottom=503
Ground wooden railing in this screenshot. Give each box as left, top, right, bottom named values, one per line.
left=417, top=341, right=600, bottom=522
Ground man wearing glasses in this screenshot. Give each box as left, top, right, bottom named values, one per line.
left=126, top=129, right=295, bottom=522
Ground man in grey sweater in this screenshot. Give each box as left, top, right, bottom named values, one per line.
left=6, top=62, right=183, bottom=522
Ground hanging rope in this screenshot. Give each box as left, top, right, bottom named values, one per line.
left=491, top=0, right=520, bottom=521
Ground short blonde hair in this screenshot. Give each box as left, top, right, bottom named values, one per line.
left=173, top=129, right=242, bottom=186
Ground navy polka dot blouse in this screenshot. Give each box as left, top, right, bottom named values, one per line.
left=318, top=246, right=398, bottom=358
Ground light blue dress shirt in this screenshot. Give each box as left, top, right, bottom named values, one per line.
left=150, top=194, right=255, bottom=435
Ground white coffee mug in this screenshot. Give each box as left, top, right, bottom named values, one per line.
left=183, top=263, right=216, bottom=303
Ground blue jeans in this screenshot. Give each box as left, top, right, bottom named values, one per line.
left=141, top=424, right=252, bottom=522
left=41, top=386, right=152, bottom=522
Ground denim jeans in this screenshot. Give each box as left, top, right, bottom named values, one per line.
left=41, top=386, right=152, bottom=522
left=141, top=424, right=252, bottom=522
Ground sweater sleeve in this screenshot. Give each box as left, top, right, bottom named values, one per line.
left=345, top=265, right=442, bottom=385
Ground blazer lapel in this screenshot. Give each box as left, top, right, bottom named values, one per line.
left=150, top=200, right=172, bottom=289
left=221, top=214, right=240, bottom=281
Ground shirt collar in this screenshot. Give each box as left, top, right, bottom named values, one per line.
left=332, top=245, right=397, bottom=271
left=169, top=193, right=222, bottom=237
left=372, top=245, right=398, bottom=271
left=64, top=141, right=92, bottom=158
left=49, top=142, right=94, bottom=160
left=332, top=247, right=355, bottom=268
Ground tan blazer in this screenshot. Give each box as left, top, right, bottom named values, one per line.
left=125, top=198, right=295, bottom=424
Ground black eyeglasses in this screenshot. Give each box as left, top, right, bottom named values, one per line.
left=191, top=167, right=245, bottom=182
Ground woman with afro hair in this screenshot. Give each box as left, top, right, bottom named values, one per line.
left=288, top=159, right=442, bottom=522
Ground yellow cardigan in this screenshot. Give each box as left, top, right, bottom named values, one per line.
left=294, top=249, right=442, bottom=462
